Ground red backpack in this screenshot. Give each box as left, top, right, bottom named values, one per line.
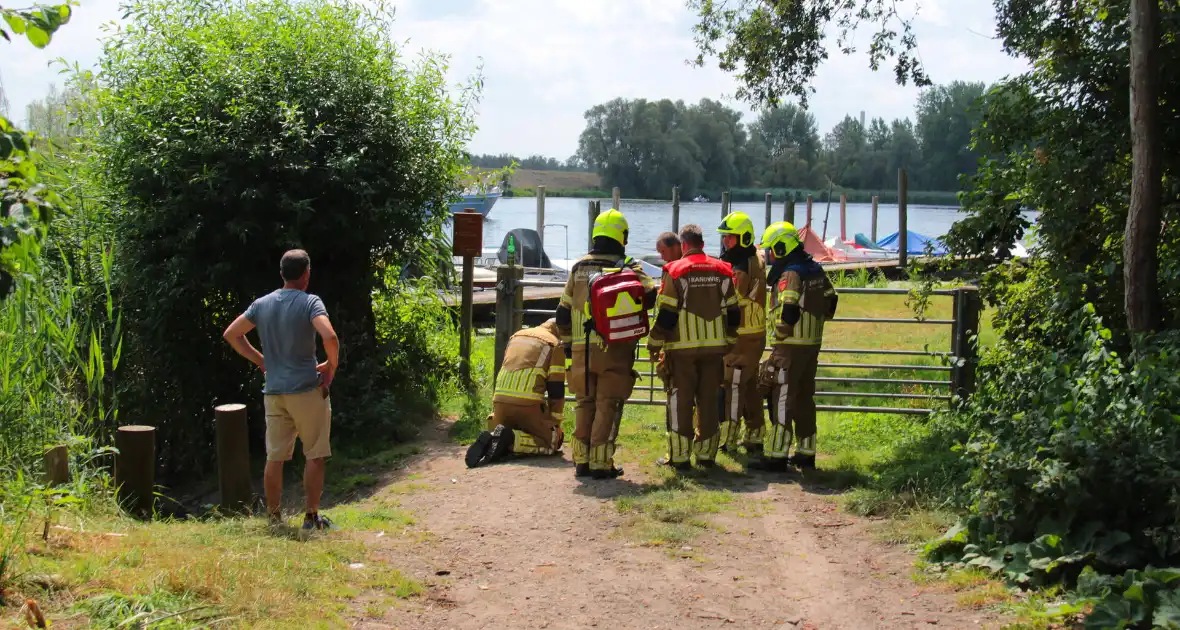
left=585, top=261, right=649, bottom=344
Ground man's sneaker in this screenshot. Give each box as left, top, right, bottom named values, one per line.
left=748, top=457, right=791, bottom=473
left=575, top=463, right=591, bottom=478
left=302, top=513, right=333, bottom=531
left=788, top=454, right=816, bottom=470
left=656, top=457, right=692, bottom=472
left=465, top=425, right=515, bottom=468
left=590, top=466, right=624, bottom=480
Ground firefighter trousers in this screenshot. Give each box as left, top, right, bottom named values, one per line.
left=489, top=401, right=563, bottom=455
left=568, top=344, right=637, bottom=471
left=665, top=352, right=724, bottom=464
left=720, top=335, right=766, bottom=449
left=764, top=344, right=821, bottom=460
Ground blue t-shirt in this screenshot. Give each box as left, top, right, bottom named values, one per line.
left=244, top=289, right=328, bottom=395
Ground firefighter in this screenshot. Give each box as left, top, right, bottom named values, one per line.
left=465, top=319, right=567, bottom=468
left=751, top=222, right=838, bottom=472
left=716, top=211, right=768, bottom=454
left=556, top=209, right=657, bottom=480
left=648, top=224, right=740, bottom=470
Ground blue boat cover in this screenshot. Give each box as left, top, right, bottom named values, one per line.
left=876, top=231, right=948, bottom=255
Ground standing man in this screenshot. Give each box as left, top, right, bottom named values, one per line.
left=556, top=209, right=657, bottom=480
left=717, top=212, right=768, bottom=454
left=466, top=319, right=566, bottom=467
left=656, top=232, right=683, bottom=265
left=223, top=249, right=339, bottom=530
left=648, top=224, right=740, bottom=470
left=751, top=223, right=838, bottom=472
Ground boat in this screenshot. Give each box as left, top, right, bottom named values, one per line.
left=448, top=186, right=501, bottom=217
left=692, top=195, right=709, bottom=203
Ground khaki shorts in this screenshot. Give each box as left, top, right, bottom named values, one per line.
left=264, top=389, right=332, bottom=461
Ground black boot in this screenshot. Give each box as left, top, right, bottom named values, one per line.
left=788, top=454, right=816, bottom=470
left=590, top=466, right=624, bottom=480
left=575, top=463, right=591, bottom=477
left=748, top=457, right=791, bottom=473
left=696, top=459, right=718, bottom=470
left=744, top=443, right=764, bottom=455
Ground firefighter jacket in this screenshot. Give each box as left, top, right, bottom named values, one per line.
left=556, top=251, right=657, bottom=350
left=648, top=249, right=740, bottom=356
left=721, top=245, right=767, bottom=339
left=493, top=321, right=566, bottom=407
left=767, top=257, right=837, bottom=347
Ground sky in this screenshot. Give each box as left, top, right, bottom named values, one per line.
left=1, top=0, right=1029, bottom=159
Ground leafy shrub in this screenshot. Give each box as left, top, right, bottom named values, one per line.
left=93, top=0, right=477, bottom=473
left=926, top=305, right=1180, bottom=588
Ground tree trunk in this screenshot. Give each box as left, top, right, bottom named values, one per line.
left=1125, top=0, right=1163, bottom=334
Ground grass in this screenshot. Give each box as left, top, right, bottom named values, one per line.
left=615, top=479, right=738, bottom=548
left=0, top=443, right=430, bottom=629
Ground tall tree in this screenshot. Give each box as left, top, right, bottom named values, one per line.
left=914, top=81, right=987, bottom=190
left=1126, top=0, right=1163, bottom=333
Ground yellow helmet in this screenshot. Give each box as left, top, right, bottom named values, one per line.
left=718, top=211, right=755, bottom=248
left=760, top=221, right=802, bottom=257
left=592, top=208, right=629, bottom=246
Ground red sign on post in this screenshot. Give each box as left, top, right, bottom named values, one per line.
left=452, top=208, right=483, bottom=257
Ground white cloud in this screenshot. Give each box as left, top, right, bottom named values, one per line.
left=1, top=0, right=1029, bottom=158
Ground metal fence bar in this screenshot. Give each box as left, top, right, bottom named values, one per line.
left=818, top=363, right=952, bottom=372
left=829, top=287, right=957, bottom=296
left=521, top=309, right=559, bottom=316
left=815, top=391, right=952, bottom=401
left=517, top=280, right=566, bottom=288
left=821, top=348, right=951, bottom=357
left=818, top=405, right=932, bottom=415
left=830, top=317, right=954, bottom=325
left=816, top=376, right=950, bottom=386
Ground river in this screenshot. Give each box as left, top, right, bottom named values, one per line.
left=475, top=197, right=985, bottom=260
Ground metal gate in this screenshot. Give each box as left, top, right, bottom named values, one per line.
left=492, top=266, right=981, bottom=416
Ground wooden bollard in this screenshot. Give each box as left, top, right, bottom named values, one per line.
left=806, top=195, right=814, bottom=227
left=721, top=191, right=730, bottom=219
left=764, top=192, right=772, bottom=229
left=215, top=404, right=252, bottom=515
left=115, top=425, right=156, bottom=518
left=44, top=445, right=69, bottom=487
left=839, top=194, right=847, bottom=241
left=871, top=195, right=880, bottom=242
left=671, top=186, right=680, bottom=231
left=898, top=168, right=909, bottom=267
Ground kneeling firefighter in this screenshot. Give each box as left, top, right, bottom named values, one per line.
left=466, top=319, right=567, bottom=468
left=556, top=209, right=657, bottom=479
left=751, top=222, right=838, bottom=472
left=716, top=211, right=768, bottom=454
left=648, top=224, right=740, bottom=470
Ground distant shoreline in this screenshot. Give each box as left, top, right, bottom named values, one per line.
left=505, top=185, right=962, bottom=207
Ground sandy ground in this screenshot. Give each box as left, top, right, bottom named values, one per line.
left=350, top=420, right=1003, bottom=630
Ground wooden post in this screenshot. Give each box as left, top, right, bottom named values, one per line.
left=839, top=194, right=847, bottom=241
left=785, top=198, right=796, bottom=224
left=43, top=445, right=69, bottom=487
left=214, top=404, right=252, bottom=515
left=672, top=186, right=680, bottom=231
left=494, top=265, right=524, bottom=379
left=871, top=195, right=879, bottom=243
left=115, top=425, right=156, bottom=518
left=952, top=287, right=982, bottom=398
left=898, top=168, right=909, bottom=267
left=764, top=193, right=772, bottom=230
left=721, top=191, right=730, bottom=220
left=806, top=195, right=814, bottom=227
left=587, top=200, right=600, bottom=251
left=611, top=187, right=621, bottom=210
left=536, top=185, right=546, bottom=253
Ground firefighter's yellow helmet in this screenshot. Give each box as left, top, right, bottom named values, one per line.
left=592, top=208, right=629, bottom=246
left=717, top=211, right=755, bottom=248
left=760, top=221, right=802, bottom=257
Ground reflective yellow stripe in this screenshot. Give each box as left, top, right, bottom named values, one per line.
left=657, top=294, right=678, bottom=308
left=781, top=290, right=801, bottom=302
left=550, top=365, right=566, bottom=375
left=494, top=367, right=546, bottom=400
left=724, top=295, right=739, bottom=307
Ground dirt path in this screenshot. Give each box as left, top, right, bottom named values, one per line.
left=354, top=420, right=1002, bottom=630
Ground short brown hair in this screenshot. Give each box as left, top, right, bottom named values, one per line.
left=280, top=249, right=311, bottom=281
left=657, top=232, right=679, bottom=249
left=679, top=224, right=704, bottom=249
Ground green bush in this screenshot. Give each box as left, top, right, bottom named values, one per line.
left=93, top=0, right=477, bottom=473
left=926, top=306, right=1180, bottom=589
